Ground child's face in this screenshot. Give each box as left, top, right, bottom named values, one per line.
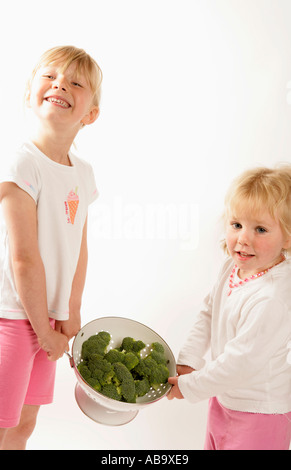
left=27, top=61, right=99, bottom=133
left=226, top=209, right=290, bottom=278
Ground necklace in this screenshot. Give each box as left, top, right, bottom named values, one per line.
left=227, top=254, right=286, bottom=296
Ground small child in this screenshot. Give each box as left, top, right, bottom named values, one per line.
left=168, top=165, right=291, bottom=450
left=0, top=46, right=102, bottom=449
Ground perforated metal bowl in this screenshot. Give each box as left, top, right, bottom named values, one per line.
left=66, top=316, right=176, bottom=426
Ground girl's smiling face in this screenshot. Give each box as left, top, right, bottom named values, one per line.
left=27, top=62, right=99, bottom=133
left=226, top=210, right=290, bottom=279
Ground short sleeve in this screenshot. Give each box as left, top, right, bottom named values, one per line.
left=0, top=153, right=41, bottom=203
left=86, top=163, right=99, bottom=204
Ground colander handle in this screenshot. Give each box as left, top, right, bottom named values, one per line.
left=64, top=350, right=74, bottom=368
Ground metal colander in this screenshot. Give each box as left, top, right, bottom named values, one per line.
left=66, top=316, right=176, bottom=425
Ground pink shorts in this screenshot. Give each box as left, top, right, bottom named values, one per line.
left=0, top=318, right=56, bottom=428
left=204, top=397, right=291, bottom=450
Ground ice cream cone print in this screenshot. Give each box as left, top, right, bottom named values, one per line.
left=67, top=188, right=79, bottom=224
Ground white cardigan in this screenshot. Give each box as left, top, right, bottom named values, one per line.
left=177, top=257, right=291, bottom=413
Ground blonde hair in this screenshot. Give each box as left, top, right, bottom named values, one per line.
left=26, top=45, right=103, bottom=107
left=222, top=164, right=291, bottom=255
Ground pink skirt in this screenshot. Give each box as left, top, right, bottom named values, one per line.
left=205, top=397, right=291, bottom=450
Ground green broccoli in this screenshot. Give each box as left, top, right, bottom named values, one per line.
left=133, top=354, right=169, bottom=390
left=87, top=354, right=113, bottom=384
left=150, top=350, right=168, bottom=365
left=101, top=383, right=122, bottom=401
left=104, top=348, right=125, bottom=364
left=78, top=332, right=171, bottom=404
left=151, top=342, right=164, bottom=354
left=135, top=377, right=150, bottom=397
left=81, top=331, right=111, bottom=359
left=86, top=377, right=102, bottom=392
left=121, top=337, right=146, bottom=354
left=123, top=352, right=139, bottom=371
left=77, top=362, right=91, bottom=381
left=113, top=362, right=136, bottom=403
left=133, top=354, right=158, bottom=378
left=150, top=364, right=170, bottom=390
left=132, top=340, right=146, bottom=353
left=150, top=342, right=168, bottom=365
left=101, top=368, right=116, bottom=387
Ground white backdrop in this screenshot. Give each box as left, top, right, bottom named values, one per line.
left=1, top=0, right=291, bottom=450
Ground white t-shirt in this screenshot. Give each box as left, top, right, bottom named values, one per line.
left=177, top=257, right=291, bottom=414
left=0, top=141, right=98, bottom=321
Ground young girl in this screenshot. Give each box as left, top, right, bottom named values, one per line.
left=168, top=165, right=291, bottom=450
left=0, top=46, right=102, bottom=449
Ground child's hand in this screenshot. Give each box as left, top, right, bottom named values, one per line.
left=38, top=328, right=69, bottom=361
left=167, top=376, right=184, bottom=400
left=55, top=311, right=81, bottom=340
left=177, top=365, right=195, bottom=375
left=167, top=365, right=195, bottom=400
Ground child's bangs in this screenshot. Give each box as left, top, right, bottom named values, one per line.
left=227, top=190, right=277, bottom=220
left=44, top=52, right=99, bottom=86
left=33, top=46, right=102, bottom=105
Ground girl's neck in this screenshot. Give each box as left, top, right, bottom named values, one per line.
left=30, top=126, right=77, bottom=166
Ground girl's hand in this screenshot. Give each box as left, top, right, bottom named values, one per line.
left=55, top=311, right=81, bottom=340
left=38, top=328, right=69, bottom=361
left=167, top=376, right=184, bottom=400
left=177, top=365, right=195, bottom=376
left=167, top=364, right=195, bottom=400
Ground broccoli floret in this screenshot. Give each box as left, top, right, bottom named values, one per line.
left=144, top=355, right=170, bottom=384
left=87, top=353, right=111, bottom=373
left=81, top=331, right=111, bottom=359
left=133, top=355, right=153, bottom=378
left=86, top=377, right=102, bottom=392
left=150, top=349, right=168, bottom=365
left=87, top=354, right=113, bottom=384
left=121, top=337, right=135, bottom=352
left=132, top=340, right=146, bottom=353
left=121, top=337, right=146, bottom=354
left=77, top=362, right=91, bottom=381
left=98, top=330, right=112, bottom=343
left=149, top=342, right=168, bottom=365
left=124, top=352, right=139, bottom=371
left=100, top=368, right=116, bottom=387
left=101, top=383, right=122, bottom=401
left=150, top=364, right=170, bottom=390
left=81, top=341, right=99, bottom=360
left=104, top=348, right=125, bottom=364
left=151, top=342, right=164, bottom=354
left=113, top=362, right=136, bottom=403
left=135, top=377, right=150, bottom=397
left=133, top=355, right=169, bottom=390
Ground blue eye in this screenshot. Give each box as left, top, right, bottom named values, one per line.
left=256, top=227, right=267, bottom=233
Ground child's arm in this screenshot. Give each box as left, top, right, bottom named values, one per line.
left=0, top=183, right=69, bottom=360
left=55, top=217, right=88, bottom=340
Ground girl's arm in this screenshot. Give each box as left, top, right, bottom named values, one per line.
left=0, top=182, right=69, bottom=360
left=176, top=297, right=290, bottom=404
left=55, top=216, right=88, bottom=340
